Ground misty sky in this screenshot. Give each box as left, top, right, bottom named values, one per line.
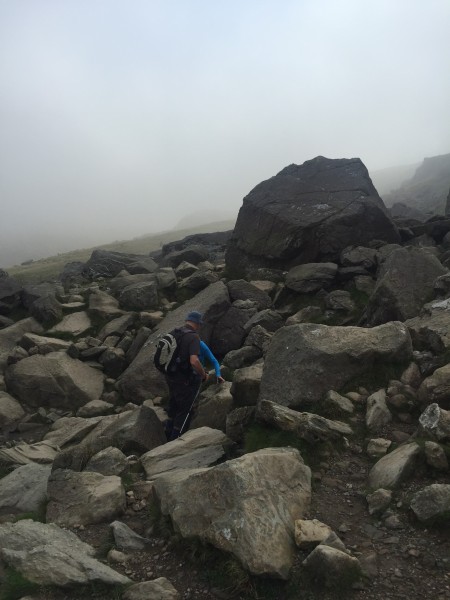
left=1, top=0, right=450, bottom=266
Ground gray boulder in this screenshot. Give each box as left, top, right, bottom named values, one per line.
left=164, top=244, right=209, bottom=268
left=230, top=363, right=263, bottom=407
left=0, top=390, right=25, bottom=428
left=119, top=281, right=159, bottom=311
left=88, top=290, right=124, bottom=319
left=0, top=463, right=51, bottom=514
left=52, top=406, right=166, bottom=471
left=418, top=364, right=450, bottom=409
left=5, top=351, right=104, bottom=409
left=141, top=427, right=232, bottom=479
left=410, top=484, right=450, bottom=522
left=0, top=317, right=44, bottom=370
left=190, top=383, right=234, bottom=431
left=368, top=443, right=421, bottom=489
left=0, top=520, right=130, bottom=586
left=340, top=246, right=378, bottom=269
left=152, top=447, right=311, bottom=579
left=226, top=156, right=399, bottom=276
left=419, top=403, right=450, bottom=441
left=285, top=262, right=338, bottom=293
left=365, top=247, right=447, bottom=325
left=46, top=469, right=126, bottom=526
left=406, top=298, right=450, bottom=353
left=260, top=321, right=412, bottom=408
left=30, top=294, right=63, bottom=325
left=119, top=281, right=230, bottom=402
left=302, top=545, right=361, bottom=588
left=48, top=311, right=91, bottom=337
left=227, top=279, right=272, bottom=310
left=85, top=447, right=129, bottom=476
left=178, top=269, right=218, bottom=292
left=209, top=304, right=257, bottom=355
left=110, top=520, right=150, bottom=551
left=365, top=389, right=392, bottom=431
left=84, top=249, right=156, bottom=278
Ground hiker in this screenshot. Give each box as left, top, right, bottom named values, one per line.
left=164, top=311, right=209, bottom=441
left=199, top=340, right=225, bottom=384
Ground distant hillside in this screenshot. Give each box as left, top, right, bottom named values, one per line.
left=383, top=153, right=450, bottom=214
left=6, top=219, right=235, bottom=284
left=370, top=162, right=419, bottom=196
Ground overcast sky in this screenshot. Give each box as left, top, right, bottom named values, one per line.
left=1, top=0, right=450, bottom=266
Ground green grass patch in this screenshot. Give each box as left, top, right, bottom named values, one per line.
left=0, top=568, right=40, bottom=600
left=243, top=422, right=321, bottom=468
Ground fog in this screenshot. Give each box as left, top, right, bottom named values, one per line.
left=1, top=0, right=450, bottom=267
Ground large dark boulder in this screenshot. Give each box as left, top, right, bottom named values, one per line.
left=225, top=156, right=400, bottom=277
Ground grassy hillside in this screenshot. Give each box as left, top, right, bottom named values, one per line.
left=7, top=219, right=235, bottom=284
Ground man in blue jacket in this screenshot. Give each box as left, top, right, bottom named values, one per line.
left=164, top=311, right=209, bottom=441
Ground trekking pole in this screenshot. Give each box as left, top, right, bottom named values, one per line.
left=179, top=383, right=203, bottom=436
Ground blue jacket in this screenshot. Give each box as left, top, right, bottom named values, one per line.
left=199, top=341, right=221, bottom=377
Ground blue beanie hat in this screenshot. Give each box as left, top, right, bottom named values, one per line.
left=186, top=311, right=204, bottom=324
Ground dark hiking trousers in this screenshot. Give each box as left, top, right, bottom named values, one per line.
left=165, top=376, right=201, bottom=441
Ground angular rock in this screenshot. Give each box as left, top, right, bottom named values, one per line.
left=257, top=400, right=352, bottom=443
left=294, top=519, right=332, bottom=549
left=119, top=281, right=159, bottom=311
left=406, top=299, right=450, bottom=353
left=424, top=440, right=449, bottom=471
left=285, top=262, right=338, bottom=293
left=53, top=406, right=166, bottom=471
left=98, top=313, right=136, bottom=341
left=48, top=311, right=92, bottom=337
left=226, top=157, right=399, bottom=276
left=325, top=290, right=355, bottom=313
left=141, top=427, right=232, bottom=479
left=0, top=440, right=59, bottom=467
left=30, top=294, right=63, bottom=325
left=0, top=275, right=22, bottom=313
left=88, top=290, right=124, bottom=319
left=323, top=390, right=354, bottom=417
left=0, top=390, right=25, bottom=428
left=365, top=247, right=447, bottom=325
left=19, top=332, right=71, bottom=353
left=418, top=364, right=450, bottom=409
left=285, top=305, right=322, bottom=325
left=227, top=280, right=272, bottom=310
left=45, top=416, right=103, bottom=448
left=46, top=469, right=126, bottom=526
left=243, top=309, right=284, bottom=334
left=190, top=383, right=234, bottom=431
left=366, top=389, right=392, bottom=431
left=98, top=347, right=127, bottom=378
left=419, top=403, right=450, bottom=441
left=0, top=317, right=44, bottom=370
left=175, top=261, right=198, bottom=278
left=209, top=305, right=257, bottom=355
left=410, top=484, right=450, bottom=522
left=367, top=438, right=392, bottom=459
left=0, top=463, right=51, bottom=514
left=222, top=346, right=262, bottom=370
left=179, top=269, right=218, bottom=292
left=226, top=406, right=255, bottom=443
left=230, top=363, right=263, bottom=407
left=111, top=520, right=150, bottom=551
left=5, top=351, right=104, bottom=409
left=260, top=321, right=412, bottom=409
left=366, top=488, right=392, bottom=515
left=368, top=443, right=421, bottom=489
left=0, top=520, right=130, bottom=586
left=85, top=447, right=129, bottom=476
left=340, top=246, right=378, bottom=269
left=76, top=399, right=114, bottom=418
left=164, top=244, right=209, bottom=268
left=153, top=447, right=311, bottom=579
left=302, top=545, right=362, bottom=587
left=85, top=249, right=155, bottom=278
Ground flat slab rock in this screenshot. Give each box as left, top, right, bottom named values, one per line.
left=0, top=519, right=130, bottom=586
left=368, top=443, right=421, bottom=490
left=141, top=426, right=232, bottom=479
left=0, top=440, right=59, bottom=466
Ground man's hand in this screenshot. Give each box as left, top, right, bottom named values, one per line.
left=216, top=376, right=225, bottom=384
left=202, top=371, right=209, bottom=382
